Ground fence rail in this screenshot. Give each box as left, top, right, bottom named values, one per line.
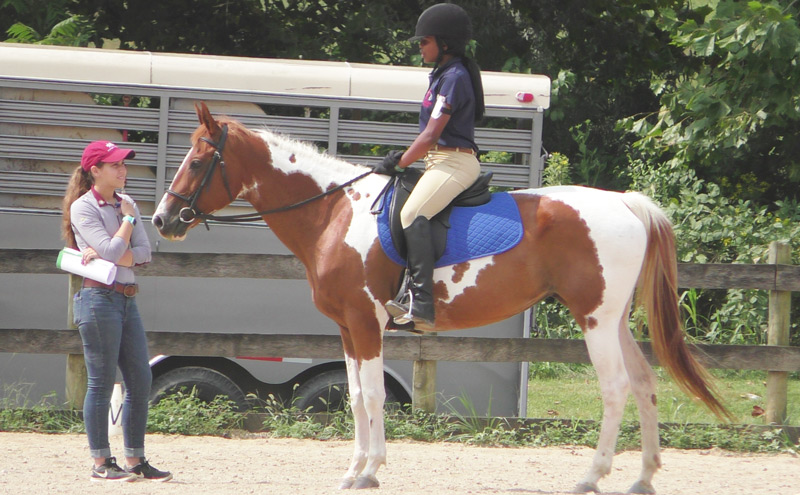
left=3, top=248, right=800, bottom=289
left=1, top=329, right=799, bottom=372
left=1, top=247, right=797, bottom=423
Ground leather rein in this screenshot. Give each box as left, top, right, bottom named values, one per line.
left=166, top=124, right=373, bottom=226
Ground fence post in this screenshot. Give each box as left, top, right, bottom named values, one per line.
left=65, top=274, right=87, bottom=409
left=766, top=241, right=791, bottom=425
left=412, top=333, right=437, bottom=413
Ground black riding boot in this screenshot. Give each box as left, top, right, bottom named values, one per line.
left=385, top=216, right=435, bottom=330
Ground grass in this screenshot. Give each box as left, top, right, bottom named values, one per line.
left=527, top=366, right=800, bottom=425
left=1, top=375, right=798, bottom=454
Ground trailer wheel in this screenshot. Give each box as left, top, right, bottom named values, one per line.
left=293, top=369, right=402, bottom=413
left=149, top=366, right=248, bottom=411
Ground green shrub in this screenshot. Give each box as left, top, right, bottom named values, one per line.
left=146, top=388, right=242, bottom=435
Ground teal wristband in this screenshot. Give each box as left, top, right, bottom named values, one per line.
left=123, top=215, right=136, bottom=226
left=394, top=165, right=405, bottom=173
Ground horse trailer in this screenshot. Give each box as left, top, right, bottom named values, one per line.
left=0, top=43, right=550, bottom=416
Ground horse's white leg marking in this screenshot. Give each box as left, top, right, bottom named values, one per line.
left=578, top=319, right=630, bottom=492
left=355, top=355, right=387, bottom=484
left=341, top=354, right=369, bottom=487
left=618, top=316, right=660, bottom=494
left=341, top=296, right=390, bottom=489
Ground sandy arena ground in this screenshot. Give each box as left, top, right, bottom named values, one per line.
left=0, top=432, right=798, bottom=495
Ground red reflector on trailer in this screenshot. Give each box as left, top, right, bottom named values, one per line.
left=516, top=92, right=534, bottom=103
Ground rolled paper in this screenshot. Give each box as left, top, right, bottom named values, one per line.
left=56, top=247, right=117, bottom=284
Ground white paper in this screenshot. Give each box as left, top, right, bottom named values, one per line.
left=56, top=247, right=117, bottom=284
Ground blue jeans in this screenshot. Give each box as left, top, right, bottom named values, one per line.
left=73, top=288, right=152, bottom=459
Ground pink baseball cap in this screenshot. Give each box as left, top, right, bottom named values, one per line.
left=81, top=141, right=135, bottom=171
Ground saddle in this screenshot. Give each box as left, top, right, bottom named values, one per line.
left=373, top=170, right=524, bottom=332
left=374, top=168, right=494, bottom=262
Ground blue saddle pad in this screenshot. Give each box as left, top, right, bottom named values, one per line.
left=377, top=189, right=523, bottom=268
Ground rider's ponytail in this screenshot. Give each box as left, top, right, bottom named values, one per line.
left=461, top=56, right=485, bottom=122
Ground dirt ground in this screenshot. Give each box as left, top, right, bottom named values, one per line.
left=0, top=432, right=798, bottom=495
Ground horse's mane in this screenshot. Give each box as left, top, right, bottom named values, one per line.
left=254, top=125, right=372, bottom=180
left=193, top=116, right=367, bottom=174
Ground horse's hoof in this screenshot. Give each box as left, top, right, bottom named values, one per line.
left=573, top=481, right=600, bottom=493
left=627, top=480, right=656, bottom=494
left=351, top=474, right=380, bottom=489
left=339, top=477, right=356, bottom=489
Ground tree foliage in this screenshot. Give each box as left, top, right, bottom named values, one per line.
left=1, top=0, right=94, bottom=45
left=622, top=0, right=800, bottom=203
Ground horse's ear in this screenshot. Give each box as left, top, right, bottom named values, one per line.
left=195, top=101, right=221, bottom=135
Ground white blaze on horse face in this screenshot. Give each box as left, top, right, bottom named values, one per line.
left=153, top=148, right=195, bottom=240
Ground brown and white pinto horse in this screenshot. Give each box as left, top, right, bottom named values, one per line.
left=153, top=103, right=727, bottom=493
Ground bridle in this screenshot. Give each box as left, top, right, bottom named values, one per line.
left=166, top=123, right=373, bottom=227
left=166, top=124, right=234, bottom=226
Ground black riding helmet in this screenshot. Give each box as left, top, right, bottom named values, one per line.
left=409, top=3, right=472, bottom=55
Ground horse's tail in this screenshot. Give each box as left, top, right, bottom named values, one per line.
left=622, top=192, right=731, bottom=421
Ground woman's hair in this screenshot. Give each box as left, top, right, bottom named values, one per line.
left=61, top=165, right=94, bottom=248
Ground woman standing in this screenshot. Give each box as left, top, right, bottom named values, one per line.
left=375, top=3, right=485, bottom=331
left=62, top=140, right=171, bottom=482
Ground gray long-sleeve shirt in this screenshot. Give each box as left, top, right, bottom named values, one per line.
left=70, top=187, right=151, bottom=284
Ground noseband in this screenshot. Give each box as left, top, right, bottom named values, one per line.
left=166, top=124, right=235, bottom=227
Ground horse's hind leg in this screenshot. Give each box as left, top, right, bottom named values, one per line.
left=576, top=318, right=630, bottom=493
left=618, top=320, right=660, bottom=494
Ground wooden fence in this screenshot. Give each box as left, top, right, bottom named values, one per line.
left=1, top=243, right=798, bottom=424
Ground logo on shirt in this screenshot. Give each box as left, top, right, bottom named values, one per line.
left=422, top=89, right=434, bottom=108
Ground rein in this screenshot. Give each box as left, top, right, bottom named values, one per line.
left=199, top=170, right=373, bottom=223
left=167, top=124, right=374, bottom=225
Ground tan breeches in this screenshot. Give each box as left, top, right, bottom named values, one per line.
left=400, top=150, right=481, bottom=228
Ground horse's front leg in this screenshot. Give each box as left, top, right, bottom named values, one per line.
left=339, top=328, right=387, bottom=489
left=340, top=352, right=369, bottom=489
left=351, top=353, right=386, bottom=489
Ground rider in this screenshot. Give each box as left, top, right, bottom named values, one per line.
left=373, top=3, right=485, bottom=331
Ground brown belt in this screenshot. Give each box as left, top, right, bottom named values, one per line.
left=82, top=279, right=139, bottom=297
left=431, top=144, right=476, bottom=155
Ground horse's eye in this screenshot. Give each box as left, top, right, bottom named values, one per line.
left=190, top=159, right=202, bottom=170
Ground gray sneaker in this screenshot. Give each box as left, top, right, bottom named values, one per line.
left=90, top=457, right=136, bottom=482
left=125, top=457, right=172, bottom=482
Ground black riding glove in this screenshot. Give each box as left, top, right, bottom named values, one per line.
left=373, top=150, right=405, bottom=176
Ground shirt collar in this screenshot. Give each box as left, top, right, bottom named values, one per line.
left=429, top=57, right=461, bottom=81
left=91, top=186, right=121, bottom=208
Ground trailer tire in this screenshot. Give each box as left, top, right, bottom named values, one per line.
left=293, top=369, right=402, bottom=413
left=149, top=366, right=248, bottom=411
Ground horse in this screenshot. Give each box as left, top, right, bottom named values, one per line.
left=153, top=102, right=728, bottom=493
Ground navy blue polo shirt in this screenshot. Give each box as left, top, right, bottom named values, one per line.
left=419, top=58, right=477, bottom=151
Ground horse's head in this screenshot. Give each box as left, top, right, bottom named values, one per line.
left=153, top=102, right=249, bottom=240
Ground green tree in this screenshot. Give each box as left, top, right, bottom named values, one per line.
left=2, top=0, right=93, bottom=45
left=622, top=0, right=800, bottom=203
left=508, top=0, right=688, bottom=189
left=66, top=0, right=422, bottom=64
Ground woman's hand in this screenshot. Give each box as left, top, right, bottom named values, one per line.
left=120, top=198, right=136, bottom=217
left=81, top=247, right=99, bottom=265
